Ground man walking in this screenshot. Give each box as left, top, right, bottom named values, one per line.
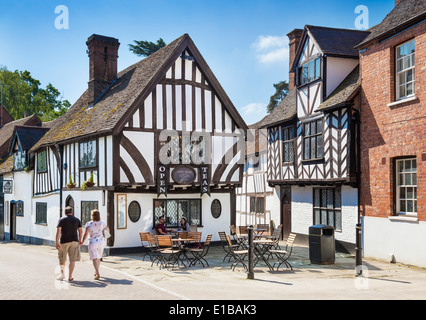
left=55, top=206, right=82, bottom=281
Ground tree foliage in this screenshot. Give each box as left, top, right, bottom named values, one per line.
left=128, top=38, right=167, bottom=57
left=0, top=66, right=70, bottom=121
left=266, top=80, right=289, bottom=113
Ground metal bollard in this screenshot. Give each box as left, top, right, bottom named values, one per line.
left=247, top=225, right=254, bottom=280
left=355, top=222, right=363, bottom=276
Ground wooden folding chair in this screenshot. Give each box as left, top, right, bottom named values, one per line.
left=268, top=233, right=296, bottom=271
left=145, top=233, right=162, bottom=266
left=226, top=234, right=248, bottom=271
left=155, top=235, right=183, bottom=269
left=187, top=234, right=213, bottom=267
left=218, top=231, right=240, bottom=262
left=139, top=232, right=151, bottom=261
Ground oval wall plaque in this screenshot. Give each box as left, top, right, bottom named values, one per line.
left=172, top=166, right=196, bottom=185
left=211, top=199, right=222, bottom=219
left=128, top=201, right=141, bottom=223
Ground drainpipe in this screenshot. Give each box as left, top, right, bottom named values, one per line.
left=354, top=108, right=363, bottom=275
left=57, top=144, right=63, bottom=218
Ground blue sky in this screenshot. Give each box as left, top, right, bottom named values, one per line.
left=0, top=0, right=394, bottom=125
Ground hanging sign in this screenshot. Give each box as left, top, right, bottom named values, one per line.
left=200, top=166, right=210, bottom=197
left=157, top=165, right=168, bottom=197
left=3, top=180, right=12, bottom=194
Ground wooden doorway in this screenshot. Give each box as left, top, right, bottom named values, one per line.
left=281, top=188, right=291, bottom=240
left=9, top=202, right=16, bottom=240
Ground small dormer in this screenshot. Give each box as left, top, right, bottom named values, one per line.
left=9, top=126, right=50, bottom=171
left=290, top=26, right=368, bottom=119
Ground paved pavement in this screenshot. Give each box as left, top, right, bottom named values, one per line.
left=1, top=240, right=426, bottom=303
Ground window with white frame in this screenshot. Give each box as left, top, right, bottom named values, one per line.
left=396, top=158, right=417, bottom=215
left=395, top=39, right=415, bottom=100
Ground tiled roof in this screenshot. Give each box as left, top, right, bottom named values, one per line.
left=317, top=66, right=360, bottom=111
left=31, top=34, right=188, bottom=151
left=31, top=33, right=247, bottom=152
left=12, top=126, right=50, bottom=151
left=258, top=88, right=297, bottom=128
left=356, top=0, right=426, bottom=48
left=0, top=114, right=42, bottom=160
left=0, top=154, right=14, bottom=175
left=306, top=25, right=369, bottom=57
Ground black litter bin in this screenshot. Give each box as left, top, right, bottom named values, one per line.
left=309, top=224, right=335, bottom=264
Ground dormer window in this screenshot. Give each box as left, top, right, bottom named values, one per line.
left=298, top=57, right=321, bottom=86
left=13, top=150, right=26, bottom=171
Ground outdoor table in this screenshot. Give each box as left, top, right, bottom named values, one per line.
left=253, top=239, right=275, bottom=271
left=172, top=238, right=195, bottom=265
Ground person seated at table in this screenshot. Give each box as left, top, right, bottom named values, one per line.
left=177, top=217, right=190, bottom=232
left=155, top=216, right=168, bottom=235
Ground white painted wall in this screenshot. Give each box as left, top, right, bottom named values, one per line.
left=291, top=185, right=358, bottom=244
left=363, top=216, right=426, bottom=267
left=326, top=57, right=358, bottom=97
left=112, top=192, right=231, bottom=249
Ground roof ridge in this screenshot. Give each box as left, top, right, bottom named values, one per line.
left=306, top=25, right=369, bottom=33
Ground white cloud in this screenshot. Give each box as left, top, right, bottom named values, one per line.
left=240, top=102, right=266, bottom=116
left=252, top=35, right=289, bottom=64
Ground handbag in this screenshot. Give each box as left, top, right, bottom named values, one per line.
left=103, top=229, right=111, bottom=239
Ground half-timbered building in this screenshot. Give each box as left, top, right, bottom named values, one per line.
left=236, top=119, right=281, bottom=230
left=25, top=33, right=246, bottom=251
left=260, top=26, right=368, bottom=250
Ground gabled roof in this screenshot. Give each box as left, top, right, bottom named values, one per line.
left=10, top=126, right=50, bottom=153
left=356, top=0, right=426, bottom=48
left=0, top=104, right=14, bottom=127
left=317, top=65, right=360, bottom=111
left=0, top=154, right=14, bottom=175
left=258, top=88, right=297, bottom=128
left=32, top=34, right=247, bottom=152
left=291, top=25, right=368, bottom=71
left=0, top=114, right=42, bottom=161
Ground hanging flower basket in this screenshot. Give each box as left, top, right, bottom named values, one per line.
left=81, top=172, right=96, bottom=190
left=67, top=183, right=76, bottom=189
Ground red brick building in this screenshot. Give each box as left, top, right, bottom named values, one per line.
left=357, top=0, right=426, bottom=266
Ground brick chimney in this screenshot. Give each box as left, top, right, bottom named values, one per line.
left=86, top=34, right=120, bottom=106
left=287, top=29, right=303, bottom=92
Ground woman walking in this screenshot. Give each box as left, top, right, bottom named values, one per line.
left=81, top=209, right=110, bottom=280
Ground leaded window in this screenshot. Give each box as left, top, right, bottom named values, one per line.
left=303, top=119, right=323, bottom=160
left=37, top=150, right=47, bottom=173
left=153, top=199, right=201, bottom=228
left=282, top=126, right=295, bottom=163
left=81, top=201, right=98, bottom=225
left=79, top=140, right=97, bottom=168
left=36, top=202, right=47, bottom=225
left=313, top=188, right=342, bottom=231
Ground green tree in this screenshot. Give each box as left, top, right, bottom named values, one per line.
left=266, top=80, right=289, bottom=113
left=128, top=38, right=167, bottom=57
left=0, top=66, right=70, bottom=121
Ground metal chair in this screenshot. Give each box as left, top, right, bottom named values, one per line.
left=187, top=234, right=213, bottom=267
left=218, top=231, right=240, bottom=262
left=155, top=235, right=184, bottom=269
left=268, top=233, right=296, bottom=271
left=226, top=234, right=248, bottom=271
